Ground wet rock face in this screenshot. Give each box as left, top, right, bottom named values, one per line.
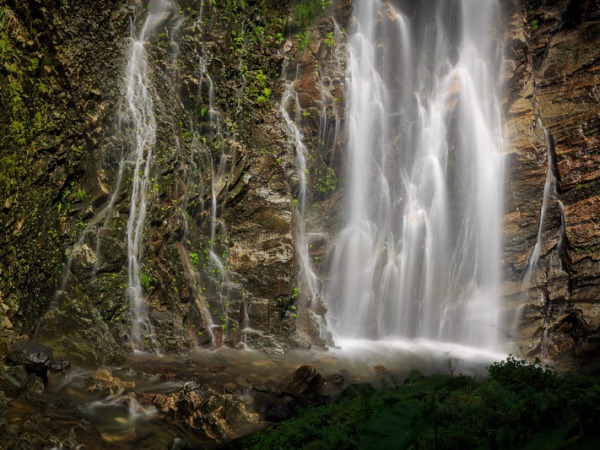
left=1, top=0, right=599, bottom=373
left=0, top=0, right=130, bottom=348
left=0, top=0, right=303, bottom=359
left=503, top=0, right=600, bottom=370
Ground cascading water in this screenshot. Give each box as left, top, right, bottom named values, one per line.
left=281, top=68, right=320, bottom=305
left=325, top=0, right=505, bottom=350
left=122, top=0, right=175, bottom=351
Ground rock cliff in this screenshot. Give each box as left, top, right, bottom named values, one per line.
left=503, top=0, right=600, bottom=370
left=0, top=0, right=599, bottom=370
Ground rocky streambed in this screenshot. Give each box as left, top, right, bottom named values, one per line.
left=0, top=340, right=503, bottom=449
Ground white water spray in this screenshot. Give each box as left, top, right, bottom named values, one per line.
left=326, top=0, right=505, bottom=350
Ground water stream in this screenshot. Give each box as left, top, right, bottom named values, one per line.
left=325, top=0, right=506, bottom=350
left=122, top=0, right=176, bottom=351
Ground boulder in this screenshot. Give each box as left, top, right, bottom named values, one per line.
left=278, top=365, right=323, bottom=398
left=0, top=364, right=45, bottom=398
left=153, top=382, right=260, bottom=443
left=6, top=341, right=53, bottom=381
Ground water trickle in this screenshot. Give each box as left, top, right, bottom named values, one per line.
left=280, top=67, right=322, bottom=309
left=325, top=0, right=506, bottom=350
left=122, top=0, right=176, bottom=351
left=177, top=7, right=242, bottom=347
left=521, top=126, right=565, bottom=287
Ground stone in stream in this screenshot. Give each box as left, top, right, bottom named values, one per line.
left=153, top=382, right=260, bottom=443
left=278, top=365, right=323, bottom=398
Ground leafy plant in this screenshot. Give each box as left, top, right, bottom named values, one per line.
left=140, top=273, right=153, bottom=291
left=325, top=31, right=335, bottom=48
left=190, top=252, right=200, bottom=266
left=530, top=19, right=539, bottom=31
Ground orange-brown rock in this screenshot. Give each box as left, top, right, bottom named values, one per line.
left=503, top=0, right=600, bottom=371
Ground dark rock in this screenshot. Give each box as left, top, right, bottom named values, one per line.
left=26, top=375, right=45, bottom=394
left=263, top=403, right=292, bottom=422
left=324, top=373, right=345, bottom=386
left=34, top=290, right=124, bottom=367
left=278, top=365, right=323, bottom=398
left=320, top=372, right=346, bottom=396
left=49, top=356, right=71, bottom=372
left=6, top=341, right=53, bottom=381
left=0, top=364, right=29, bottom=398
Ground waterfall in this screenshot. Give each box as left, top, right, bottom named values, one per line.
left=325, top=0, right=505, bottom=350
left=122, top=0, right=175, bottom=351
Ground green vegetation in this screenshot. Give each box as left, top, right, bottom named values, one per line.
left=314, top=166, right=337, bottom=196
left=140, top=273, right=153, bottom=291
left=190, top=252, right=200, bottom=266
left=0, top=6, right=26, bottom=37
left=293, top=0, right=332, bottom=27
left=237, top=357, right=600, bottom=449
left=531, top=19, right=539, bottom=31
left=297, top=30, right=311, bottom=51
left=325, top=31, right=335, bottom=49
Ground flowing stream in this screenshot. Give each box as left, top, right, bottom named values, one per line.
left=325, top=0, right=506, bottom=350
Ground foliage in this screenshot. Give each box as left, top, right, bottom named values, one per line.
left=324, top=31, right=335, bottom=49
left=293, top=0, right=332, bottom=27
left=530, top=19, right=539, bottom=31
left=313, top=166, right=337, bottom=196
left=234, top=358, right=600, bottom=449
left=0, top=6, right=26, bottom=37
left=297, top=30, right=311, bottom=50
left=190, top=252, right=200, bottom=266
left=140, top=273, right=153, bottom=291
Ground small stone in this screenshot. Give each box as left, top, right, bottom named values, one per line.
left=26, top=375, right=45, bottom=394
left=49, top=356, right=70, bottom=372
